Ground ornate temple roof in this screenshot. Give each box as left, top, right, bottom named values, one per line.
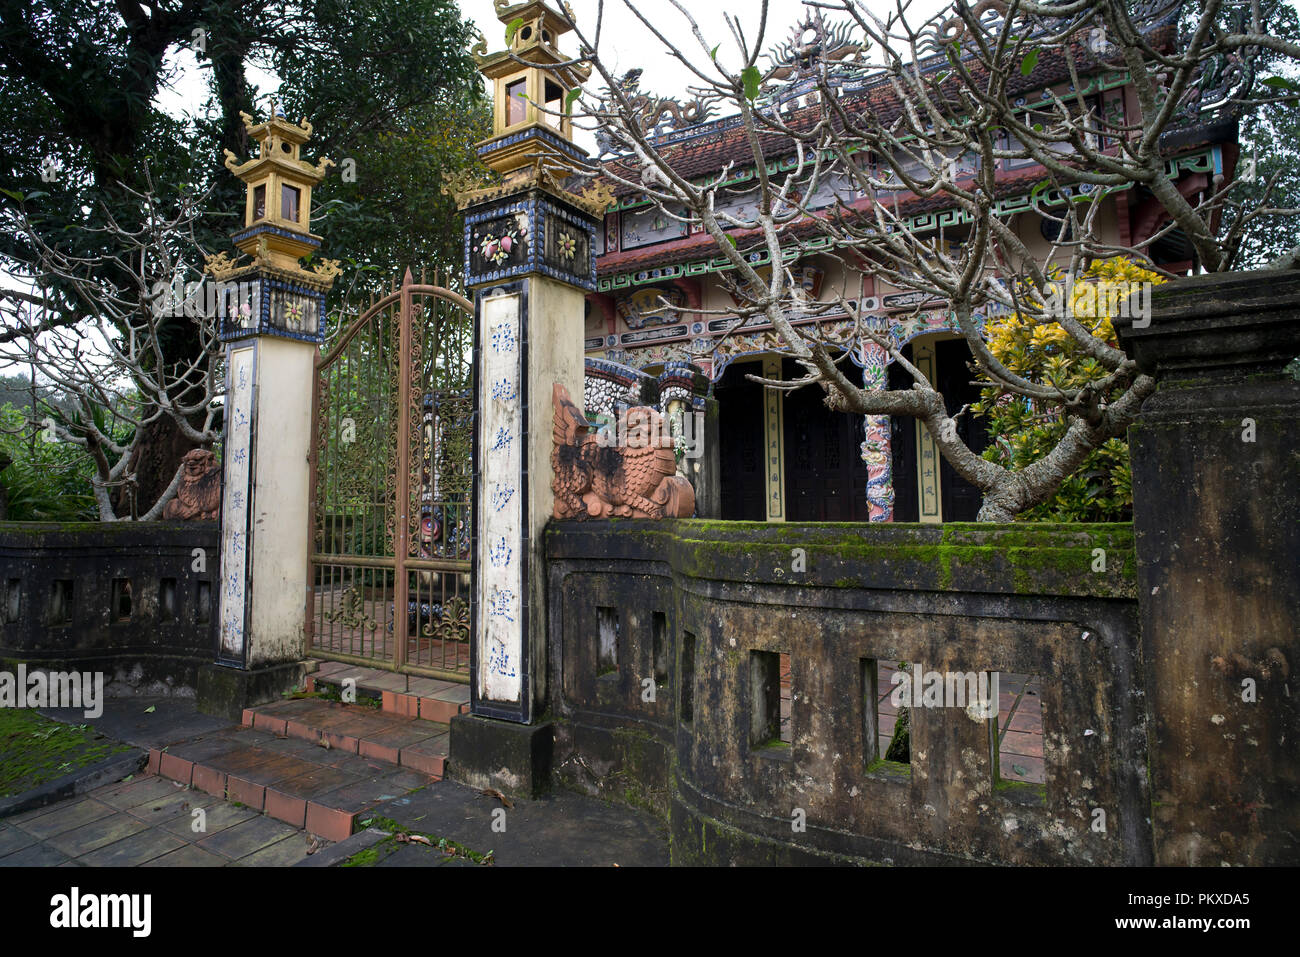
left=590, top=0, right=1238, bottom=286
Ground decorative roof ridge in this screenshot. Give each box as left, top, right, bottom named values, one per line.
left=604, top=10, right=1181, bottom=159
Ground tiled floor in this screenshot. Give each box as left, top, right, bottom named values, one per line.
left=0, top=775, right=326, bottom=868
left=310, top=659, right=470, bottom=704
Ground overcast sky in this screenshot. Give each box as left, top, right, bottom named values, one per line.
left=152, top=1, right=954, bottom=140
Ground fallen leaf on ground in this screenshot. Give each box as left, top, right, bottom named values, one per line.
left=480, top=787, right=514, bottom=808
left=144, top=705, right=156, bottom=713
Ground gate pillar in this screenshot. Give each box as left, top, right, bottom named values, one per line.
left=196, top=108, right=338, bottom=719
left=1117, top=269, right=1300, bottom=865
left=446, top=1, right=606, bottom=796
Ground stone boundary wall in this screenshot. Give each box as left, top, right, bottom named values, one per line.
left=546, top=518, right=1148, bottom=865
left=0, top=522, right=218, bottom=696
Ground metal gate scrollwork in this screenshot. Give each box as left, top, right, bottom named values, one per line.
left=307, top=269, right=474, bottom=679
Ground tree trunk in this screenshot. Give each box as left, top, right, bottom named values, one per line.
left=114, top=416, right=199, bottom=519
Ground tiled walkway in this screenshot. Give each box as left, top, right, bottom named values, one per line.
left=307, top=659, right=470, bottom=721
left=0, top=775, right=324, bottom=867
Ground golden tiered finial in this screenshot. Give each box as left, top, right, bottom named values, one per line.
left=452, top=1, right=612, bottom=217
left=472, top=2, right=591, bottom=174
left=219, top=106, right=333, bottom=275
left=210, top=107, right=338, bottom=343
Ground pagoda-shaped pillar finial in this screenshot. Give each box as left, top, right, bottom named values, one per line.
left=210, top=108, right=339, bottom=343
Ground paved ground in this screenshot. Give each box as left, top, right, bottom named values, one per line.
left=0, top=770, right=670, bottom=868
left=359, top=780, right=670, bottom=867
left=2, top=695, right=670, bottom=867
left=0, top=775, right=324, bottom=867
left=38, top=695, right=230, bottom=751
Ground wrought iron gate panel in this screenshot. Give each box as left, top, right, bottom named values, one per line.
left=308, top=273, right=474, bottom=680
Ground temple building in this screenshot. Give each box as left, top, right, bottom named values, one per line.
left=581, top=7, right=1238, bottom=522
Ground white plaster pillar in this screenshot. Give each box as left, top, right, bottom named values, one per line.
left=217, top=336, right=314, bottom=669
left=461, top=194, right=598, bottom=723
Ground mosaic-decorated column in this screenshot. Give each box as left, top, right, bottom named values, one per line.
left=197, top=108, right=337, bottom=719
left=461, top=197, right=597, bottom=725
left=858, top=341, right=895, bottom=522
left=446, top=0, right=603, bottom=736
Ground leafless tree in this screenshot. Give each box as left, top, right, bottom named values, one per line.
left=0, top=172, right=224, bottom=520
left=539, top=0, right=1299, bottom=520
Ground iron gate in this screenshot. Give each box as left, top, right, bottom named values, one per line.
left=307, top=269, right=474, bottom=679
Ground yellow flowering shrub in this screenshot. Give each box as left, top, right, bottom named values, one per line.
left=973, top=258, right=1165, bottom=522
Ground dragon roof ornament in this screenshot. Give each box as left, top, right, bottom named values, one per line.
left=765, top=13, right=863, bottom=83
left=594, top=69, right=719, bottom=158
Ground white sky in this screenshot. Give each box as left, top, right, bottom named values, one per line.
left=150, top=1, right=954, bottom=143
left=10, top=0, right=1294, bottom=376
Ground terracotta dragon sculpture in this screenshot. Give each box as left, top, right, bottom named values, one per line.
left=162, top=449, right=221, bottom=521
left=552, top=383, right=694, bottom=520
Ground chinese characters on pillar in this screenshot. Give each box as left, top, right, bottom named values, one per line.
left=477, top=292, right=523, bottom=704
left=218, top=346, right=255, bottom=661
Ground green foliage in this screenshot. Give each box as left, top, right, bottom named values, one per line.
left=270, top=0, right=490, bottom=298
left=0, top=405, right=97, bottom=521
left=0, top=710, right=131, bottom=798
left=1206, top=0, right=1300, bottom=266
left=973, top=259, right=1165, bottom=523
left=0, top=1, right=488, bottom=512
left=0, top=0, right=489, bottom=313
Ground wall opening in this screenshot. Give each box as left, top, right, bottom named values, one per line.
left=596, top=605, right=619, bottom=677
left=994, top=671, right=1045, bottom=797
left=877, top=660, right=912, bottom=766
left=196, top=580, right=211, bottom=623
left=111, top=578, right=133, bottom=622
left=680, top=630, right=696, bottom=723
left=49, top=580, right=73, bottom=625
left=4, top=579, right=19, bottom=623
left=651, top=611, right=668, bottom=688
left=159, top=578, right=177, bottom=623
left=750, top=650, right=790, bottom=752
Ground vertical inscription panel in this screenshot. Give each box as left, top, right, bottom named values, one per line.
left=219, top=344, right=256, bottom=664
left=476, top=290, right=524, bottom=709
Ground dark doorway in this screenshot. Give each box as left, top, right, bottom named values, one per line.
left=887, top=338, right=990, bottom=522
left=715, top=360, right=766, bottom=521
left=933, top=338, right=990, bottom=522
left=782, top=357, right=869, bottom=522
left=888, top=345, right=919, bottom=522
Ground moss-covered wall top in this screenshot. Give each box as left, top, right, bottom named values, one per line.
left=547, top=518, right=1136, bottom=600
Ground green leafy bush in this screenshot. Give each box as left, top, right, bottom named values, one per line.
left=973, top=258, right=1164, bottom=523
left=0, top=404, right=98, bottom=521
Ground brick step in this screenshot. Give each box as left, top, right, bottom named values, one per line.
left=149, top=715, right=444, bottom=843
left=242, top=697, right=449, bottom=777
left=306, top=661, right=470, bottom=724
